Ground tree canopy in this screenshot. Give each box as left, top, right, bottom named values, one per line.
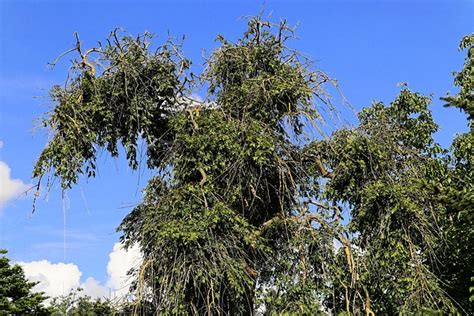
left=33, top=17, right=473, bottom=315
left=0, top=250, right=51, bottom=315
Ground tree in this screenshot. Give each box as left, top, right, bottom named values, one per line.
left=49, top=287, right=155, bottom=316
left=436, top=33, right=474, bottom=314
left=0, top=249, right=51, bottom=315
left=50, top=287, right=118, bottom=316
left=312, top=89, right=455, bottom=314
left=32, top=18, right=471, bottom=314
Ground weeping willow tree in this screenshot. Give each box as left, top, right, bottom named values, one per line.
left=33, top=18, right=469, bottom=314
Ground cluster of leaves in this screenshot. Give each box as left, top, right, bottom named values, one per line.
left=49, top=288, right=117, bottom=316
left=205, top=18, right=326, bottom=135
left=32, top=16, right=473, bottom=315
left=441, top=34, right=474, bottom=120
left=0, top=249, right=51, bottom=315
left=33, top=30, right=189, bottom=189
left=46, top=286, right=157, bottom=315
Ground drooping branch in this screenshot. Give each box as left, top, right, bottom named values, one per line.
left=198, top=167, right=207, bottom=186
left=315, top=158, right=334, bottom=179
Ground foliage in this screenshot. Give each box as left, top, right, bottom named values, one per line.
left=436, top=32, right=474, bottom=314
left=49, top=287, right=161, bottom=316
left=0, top=249, right=51, bottom=315
left=33, top=31, right=189, bottom=189
left=441, top=33, right=474, bottom=121
left=50, top=287, right=117, bottom=316
left=311, top=90, right=455, bottom=314
left=33, top=18, right=472, bottom=315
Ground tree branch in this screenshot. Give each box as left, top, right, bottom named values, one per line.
left=316, top=158, right=334, bottom=179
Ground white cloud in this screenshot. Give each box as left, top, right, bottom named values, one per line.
left=19, top=260, right=83, bottom=298
left=106, top=243, right=142, bottom=297
left=18, top=242, right=142, bottom=301
left=82, top=277, right=109, bottom=298
left=0, top=160, right=29, bottom=210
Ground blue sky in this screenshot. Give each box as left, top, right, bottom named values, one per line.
left=0, top=0, right=472, bottom=298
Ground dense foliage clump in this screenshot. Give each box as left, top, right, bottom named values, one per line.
left=33, top=18, right=473, bottom=315
left=0, top=250, right=51, bottom=315
left=442, top=34, right=474, bottom=121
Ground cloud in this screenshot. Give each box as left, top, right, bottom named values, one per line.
left=18, top=242, right=142, bottom=301
left=0, top=160, right=29, bottom=210
left=106, top=243, right=142, bottom=297
left=82, top=277, right=109, bottom=298
left=19, top=260, right=84, bottom=298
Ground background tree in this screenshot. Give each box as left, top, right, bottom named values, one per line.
left=49, top=287, right=118, bottom=316
left=0, top=249, right=51, bottom=315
